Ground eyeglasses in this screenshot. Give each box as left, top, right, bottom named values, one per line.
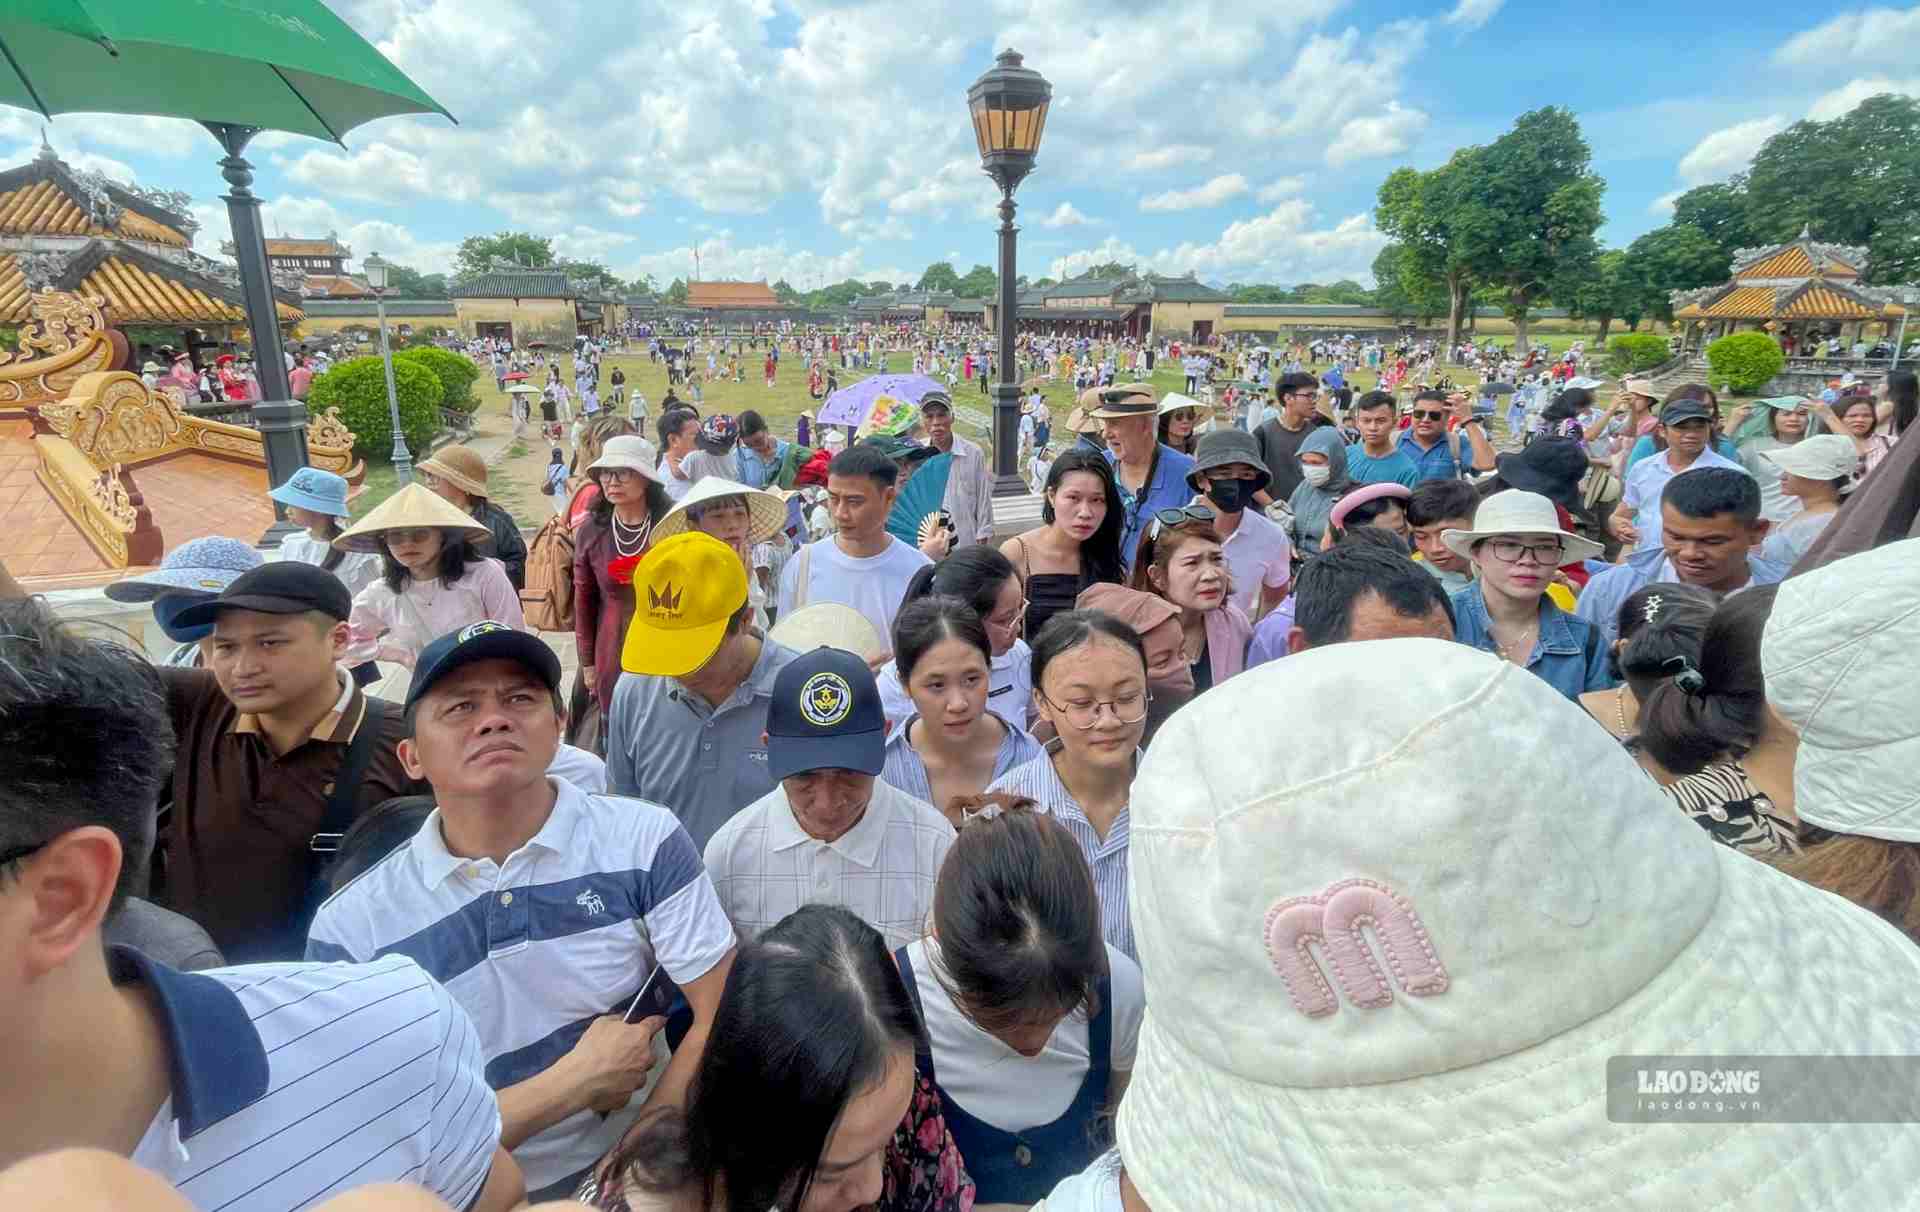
left=1148, top=504, right=1215, bottom=540
left=1040, top=688, right=1152, bottom=730
left=1411, top=409, right=1447, bottom=420
left=600, top=467, right=644, bottom=483
left=1483, top=539, right=1565, bottom=566
left=986, top=598, right=1029, bottom=633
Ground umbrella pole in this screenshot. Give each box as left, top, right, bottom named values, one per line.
left=205, top=122, right=304, bottom=545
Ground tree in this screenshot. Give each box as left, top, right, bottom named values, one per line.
left=771, top=279, right=799, bottom=304
left=1743, top=93, right=1920, bottom=283
left=555, top=258, right=621, bottom=293
left=1230, top=283, right=1293, bottom=303
left=1561, top=250, right=1634, bottom=343
left=1621, top=224, right=1730, bottom=324
left=664, top=278, right=689, bottom=305
left=1030, top=277, right=1057, bottom=289
left=382, top=263, right=450, bottom=298
left=868, top=281, right=896, bottom=293
left=1082, top=260, right=1134, bottom=280
left=1449, top=107, right=1605, bottom=354
left=956, top=264, right=998, bottom=298
left=454, top=231, right=555, bottom=278
left=1670, top=181, right=1759, bottom=261
left=1375, top=161, right=1478, bottom=349
left=1371, top=244, right=1448, bottom=322
left=916, top=262, right=963, bottom=293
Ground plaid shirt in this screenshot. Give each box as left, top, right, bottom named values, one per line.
left=987, top=742, right=1138, bottom=962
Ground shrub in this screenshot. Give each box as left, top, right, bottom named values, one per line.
left=1606, top=332, right=1672, bottom=376
left=1705, top=331, right=1787, bottom=394
left=396, top=345, right=480, bottom=413
left=308, top=356, right=443, bottom=459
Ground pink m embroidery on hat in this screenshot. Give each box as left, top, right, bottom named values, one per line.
left=1263, top=878, right=1450, bottom=1018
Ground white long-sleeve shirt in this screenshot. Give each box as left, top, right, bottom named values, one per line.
left=345, top=557, right=526, bottom=668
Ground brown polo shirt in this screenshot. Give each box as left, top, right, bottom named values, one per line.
left=157, top=668, right=424, bottom=962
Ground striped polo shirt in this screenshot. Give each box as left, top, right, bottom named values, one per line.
left=986, top=742, right=1138, bottom=962
left=306, top=777, right=736, bottom=1190
left=117, top=947, right=501, bottom=1211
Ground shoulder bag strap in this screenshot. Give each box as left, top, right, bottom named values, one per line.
left=792, top=541, right=813, bottom=611
left=312, top=697, right=386, bottom=856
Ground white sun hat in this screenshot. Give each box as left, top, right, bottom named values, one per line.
left=1763, top=537, right=1920, bottom=841
left=650, top=475, right=788, bottom=545
left=1440, top=488, right=1603, bottom=564
left=1117, top=637, right=1920, bottom=1210
left=1761, top=433, right=1860, bottom=489
left=767, top=602, right=881, bottom=659
left=585, top=434, right=661, bottom=482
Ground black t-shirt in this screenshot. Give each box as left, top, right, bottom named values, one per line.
left=1256, top=417, right=1322, bottom=501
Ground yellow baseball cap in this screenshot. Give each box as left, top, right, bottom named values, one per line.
left=619, top=532, right=749, bottom=677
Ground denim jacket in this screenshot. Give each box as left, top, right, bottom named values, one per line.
left=1450, top=581, right=1614, bottom=701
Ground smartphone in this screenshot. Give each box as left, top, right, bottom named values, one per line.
left=621, top=964, right=680, bottom=1024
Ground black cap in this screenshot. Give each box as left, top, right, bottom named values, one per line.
left=766, top=647, right=886, bottom=780
left=405, top=621, right=563, bottom=709
left=1494, top=438, right=1590, bottom=512
left=169, top=561, right=352, bottom=629
left=1660, top=398, right=1713, bottom=425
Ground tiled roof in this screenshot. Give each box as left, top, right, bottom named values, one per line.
left=303, top=274, right=372, bottom=298
left=265, top=237, right=348, bottom=258
left=451, top=270, right=577, bottom=299
left=0, top=174, right=190, bottom=247
left=1137, top=276, right=1229, bottom=302
left=0, top=244, right=303, bottom=326
left=1781, top=285, right=1901, bottom=319
left=1046, top=277, right=1120, bottom=299
left=1730, top=237, right=1866, bottom=279
left=1738, top=246, right=1814, bottom=278
left=1698, top=286, right=1780, bottom=318
left=687, top=280, right=781, bottom=308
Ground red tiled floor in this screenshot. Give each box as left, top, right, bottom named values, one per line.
left=1, top=422, right=279, bottom=584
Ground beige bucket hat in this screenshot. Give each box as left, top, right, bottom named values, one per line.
left=415, top=444, right=489, bottom=498
left=585, top=434, right=661, bottom=481
left=1115, top=637, right=1920, bottom=1210
left=650, top=475, right=788, bottom=546
left=1441, top=488, right=1603, bottom=563
left=767, top=602, right=882, bottom=658
left=332, top=482, right=492, bottom=553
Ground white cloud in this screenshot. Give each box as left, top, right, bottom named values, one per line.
left=1039, top=202, right=1092, bottom=228
left=1777, top=7, right=1920, bottom=66
left=1257, top=177, right=1306, bottom=202
left=1650, top=189, right=1685, bottom=216
left=1124, top=145, right=1214, bottom=173
left=1808, top=75, right=1920, bottom=121
left=1675, top=115, right=1787, bottom=185
left=189, top=195, right=459, bottom=274
left=1051, top=202, right=1388, bottom=286
left=1140, top=174, right=1249, bottom=212
left=1443, top=0, right=1505, bottom=32
left=1326, top=102, right=1430, bottom=166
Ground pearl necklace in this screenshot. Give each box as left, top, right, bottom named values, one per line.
left=611, top=512, right=650, bottom=557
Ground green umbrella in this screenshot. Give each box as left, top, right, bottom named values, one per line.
left=0, top=0, right=451, bottom=140
left=0, top=0, right=452, bottom=539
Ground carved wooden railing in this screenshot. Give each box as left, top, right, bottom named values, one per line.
left=32, top=435, right=163, bottom=567
left=0, top=287, right=127, bottom=412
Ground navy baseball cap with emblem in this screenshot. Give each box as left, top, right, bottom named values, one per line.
left=766, top=646, right=887, bottom=780
left=405, top=621, right=563, bottom=710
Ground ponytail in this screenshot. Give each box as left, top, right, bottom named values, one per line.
left=1636, top=585, right=1779, bottom=776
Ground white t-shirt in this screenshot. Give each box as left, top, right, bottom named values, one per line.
left=777, top=536, right=932, bottom=644
left=1217, top=508, right=1292, bottom=614
left=904, top=937, right=1141, bottom=1132
left=877, top=637, right=1032, bottom=730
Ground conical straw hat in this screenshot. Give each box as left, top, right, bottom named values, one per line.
left=332, top=482, right=494, bottom=553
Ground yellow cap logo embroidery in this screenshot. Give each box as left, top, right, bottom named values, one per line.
left=799, top=671, right=853, bottom=727
left=648, top=582, right=684, bottom=616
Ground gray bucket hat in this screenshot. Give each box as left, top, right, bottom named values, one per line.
left=1187, top=428, right=1272, bottom=494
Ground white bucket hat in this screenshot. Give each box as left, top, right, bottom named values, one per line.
left=767, top=602, right=881, bottom=658
left=650, top=475, right=788, bottom=545
left=585, top=434, right=661, bottom=482
left=1118, top=638, right=1920, bottom=1210
left=1441, top=488, right=1603, bottom=564
left=1763, top=537, right=1920, bottom=841
left=1761, top=433, right=1858, bottom=489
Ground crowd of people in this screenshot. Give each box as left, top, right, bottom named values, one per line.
left=7, top=320, right=1920, bottom=1212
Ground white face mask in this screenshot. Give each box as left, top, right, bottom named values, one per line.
left=1302, top=464, right=1333, bottom=487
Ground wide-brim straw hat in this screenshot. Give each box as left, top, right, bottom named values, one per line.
left=332, top=482, right=492, bottom=553
left=1441, top=488, right=1603, bottom=564
left=1118, top=637, right=1920, bottom=1211
left=585, top=434, right=661, bottom=482
left=416, top=445, right=489, bottom=498
left=767, top=603, right=882, bottom=659
left=651, top=475, right=788, bottom=545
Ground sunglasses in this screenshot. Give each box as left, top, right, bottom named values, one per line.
left=1148, top=504, right=1215, bottom=540
left=1411, top=409, right=1447, bottom=420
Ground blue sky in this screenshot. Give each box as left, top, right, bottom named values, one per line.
left=3, top=1, right=1914, bottom=290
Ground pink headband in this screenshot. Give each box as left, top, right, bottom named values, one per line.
left=1329, top=481, right=1412, bottom=531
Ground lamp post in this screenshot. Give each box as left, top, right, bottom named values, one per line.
left=967, top=48, right=1052, bottom=497
left=362, top=252, right=413, bottom=486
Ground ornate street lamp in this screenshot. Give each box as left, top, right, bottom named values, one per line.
left=968, top=48, right=1051, bottom=495
left=362, top=252, right=414, bottom=485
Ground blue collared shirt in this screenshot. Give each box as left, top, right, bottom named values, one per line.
left=1108, top=443, right=1198, bottom=572
left=1450, top=581, right=1614, bottom=701
left=1397, top=427, right=1477, bottom=482
left=735, top=437, right=789, bottom=490
left=1575, top=548, right=1790, bottom=646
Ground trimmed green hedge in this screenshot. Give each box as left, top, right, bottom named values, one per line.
left=1705, top=331, right=1786, bottom=394
left=396, top=345, right=480, bottom=413
left=1606, top=332, right=1671, bottom=376
left=308, top=356, right=443, bottom=458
